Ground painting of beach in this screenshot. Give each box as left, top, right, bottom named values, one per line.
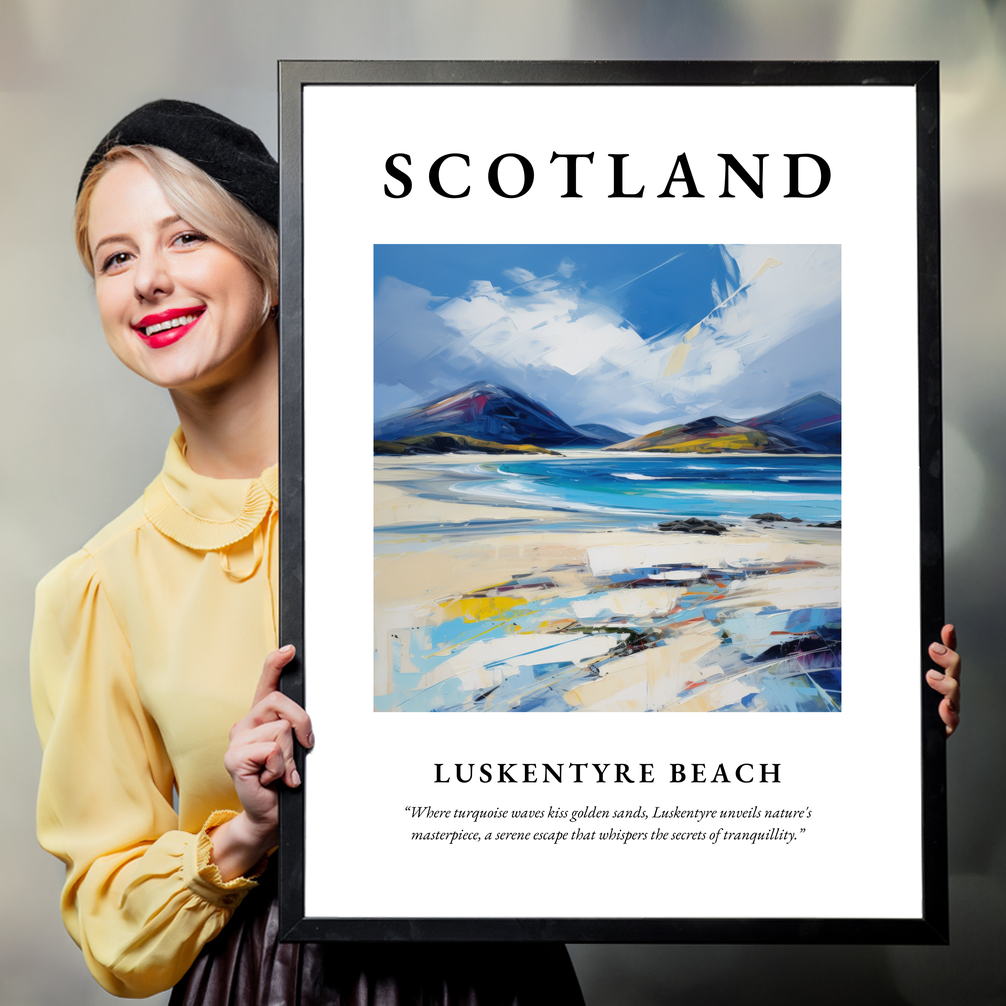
left=374, top=245, right=841, bottom=712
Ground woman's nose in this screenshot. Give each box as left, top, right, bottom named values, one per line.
left=133, top=249, right=173, bottom=302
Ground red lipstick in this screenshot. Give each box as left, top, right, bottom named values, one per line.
left=132, top=306, right=206, bottom=349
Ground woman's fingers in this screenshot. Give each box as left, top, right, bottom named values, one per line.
left=232, top=689, right=314, bottom=750
left=224, top=645, right=311, bottom=810
left=252, top=644, right=296, bottom=707
left=240, top=644, right=314, bottom=749
left=924, top=677, right=960, bottom=736
left=925, top=668, right=959, bottom=705
left=940, top=698, right=960, bottom=737
left=941, top=623, right=958, bottom=653
left=254, top=691, right=314, bottom=749
left=230, top=719, right=301, bottom=788
left=929, top=640, right=960, bottom=677
left=259, top=742, right=289, bottom=787
left=224, top=738, right=287, bottom=787
left=927, top=624, right=961, bottom=737
left=219, top=647, right=308, bottom=844
left=928, top=634, right=961, bottom=684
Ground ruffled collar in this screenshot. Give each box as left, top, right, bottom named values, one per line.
left=143, top=428, right=278, bottom=551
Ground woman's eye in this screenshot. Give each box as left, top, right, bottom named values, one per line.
left=173, top=231, right=208, bottom=248
left=101, top=251, right=132, bottom=273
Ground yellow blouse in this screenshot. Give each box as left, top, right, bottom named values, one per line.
left=31, top=429, right=279, bottom=998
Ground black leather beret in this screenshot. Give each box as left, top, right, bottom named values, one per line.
left=78, top=99, right=278, bottom=228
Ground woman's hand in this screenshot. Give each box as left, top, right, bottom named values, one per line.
left=926, top=624, right=961, bottom=738
left=209, top=645, right=314, bottom=881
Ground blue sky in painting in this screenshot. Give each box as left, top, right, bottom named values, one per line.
left=374, top=245, right=739, bottom=343
left=374, top=244, right=841, bottom=435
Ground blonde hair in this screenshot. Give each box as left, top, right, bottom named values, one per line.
left=75, top=145, right=278, bottom=323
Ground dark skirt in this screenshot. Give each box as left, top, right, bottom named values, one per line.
left=169, top=869, right=585, bottom=1006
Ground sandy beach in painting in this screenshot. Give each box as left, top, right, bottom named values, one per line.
left=375, top=453, right=841, bottom=713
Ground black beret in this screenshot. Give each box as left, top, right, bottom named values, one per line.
left=78, top=99, right=278, bottom=228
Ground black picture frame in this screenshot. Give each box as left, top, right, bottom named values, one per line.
left=277, top=60, right=945, bottom=945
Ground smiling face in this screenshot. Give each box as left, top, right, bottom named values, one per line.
left=87, top=158, right=272, bottom=392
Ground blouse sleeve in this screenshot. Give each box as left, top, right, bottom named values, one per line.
left=30, top=549, right=262, bottom=998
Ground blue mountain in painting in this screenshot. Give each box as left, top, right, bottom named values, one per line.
left=605, top=415, right=785, bottom=453
left=744, top=393, right=842, bottom=454
left=605, top=394, right=842, bottom=454
left=374, top=382, right=608, bottom=448
left=574, top=423, right=631, bottom=444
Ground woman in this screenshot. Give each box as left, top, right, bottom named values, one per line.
left=31, top=100, right=586, bottom=1003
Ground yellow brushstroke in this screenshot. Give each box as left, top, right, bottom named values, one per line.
left=750, top=257, right=782, bottom=281
left=438, top=595, right=525, bottom=624
left=639, top=431, right=769, bottom=453
left=424, top=603, right=535, bottom=659
left=663, top=340, right=692, bottom=376
left=426, top=617, right=522, bottom=659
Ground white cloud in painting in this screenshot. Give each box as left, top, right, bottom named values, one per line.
left=436, top=283, right=642, bottom=379
left=503, top=267, right=535, bottom=284
left=374, top=244, right=840, bottom=433
left=663, top=245, right=841, bottom=409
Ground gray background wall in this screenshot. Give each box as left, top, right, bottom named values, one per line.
left=1, top=1, right=1003, bottom=1003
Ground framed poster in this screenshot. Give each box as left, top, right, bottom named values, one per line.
left=277, top=61, right=946, bottom=943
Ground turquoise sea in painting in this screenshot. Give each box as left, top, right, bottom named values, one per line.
left=391, top=455, right=841, bottom=529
